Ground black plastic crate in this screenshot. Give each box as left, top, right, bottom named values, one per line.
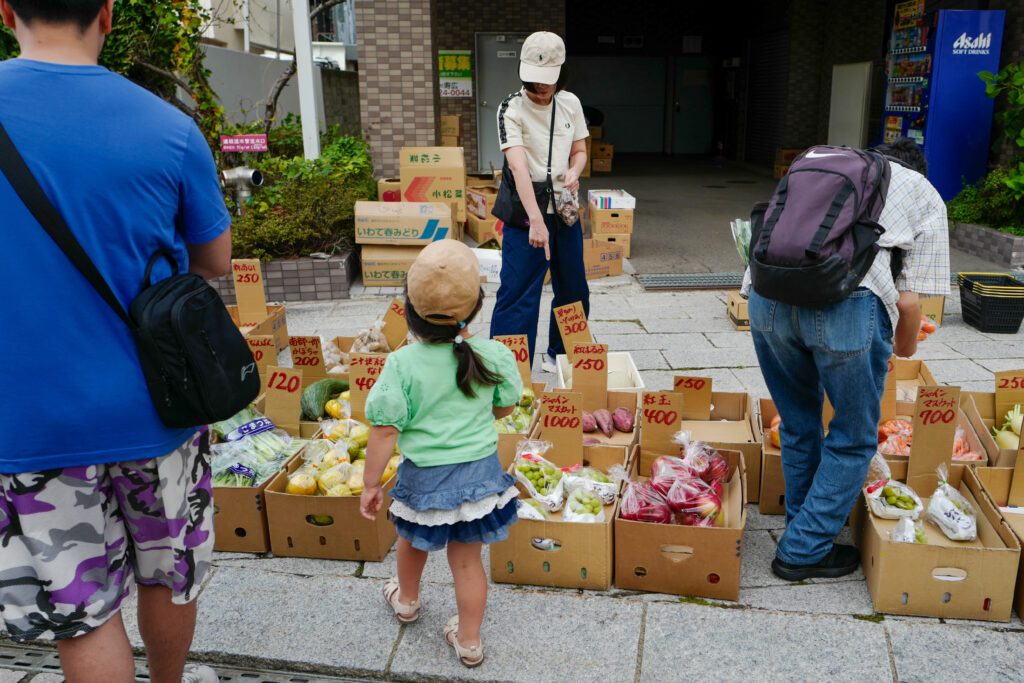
left=959, top=272, right=1024, bottom=296
left=960, top=284, right=1024, bottom=333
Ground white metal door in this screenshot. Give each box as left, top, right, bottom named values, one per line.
left=475, top=32, right=530, bottom=174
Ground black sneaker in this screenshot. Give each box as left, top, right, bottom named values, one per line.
left=771, top=543, right=860, bottom=581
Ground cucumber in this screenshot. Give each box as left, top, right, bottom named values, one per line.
left=301, top=378, right=350, bottom=420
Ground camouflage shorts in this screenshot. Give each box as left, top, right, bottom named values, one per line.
left=0, top=431, right=214, bottom=642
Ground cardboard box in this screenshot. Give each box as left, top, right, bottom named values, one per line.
left=467, top=214, right=503, bottom=245
left=582, top=137, right=592, bottom=178
left=400, top=146, right=466, bottom=223
left=354, top=201, right=452, bottom=246
left=885, top=358, right=938, bottom=405
left=773, top=164, right=789, bottom=179
left=965, top=391, right=1018, bottom=467
left=726, top=291, right=749, bottom=331
left=592, top=158, right=612, bottom=173
left=360, top=245, right=423, bottom=287
left=213, top=476, right=275, bottom=553
left=497, top=382, right=548, bottom=470
left=440, top=135, right=459, bottom=147
left=588, top=125, right=603, bottom=140
left=775, top=148, right=803, bottom=165
left=975, top=466, right=1024, bottom=621
left=592, top=142, right=614, bottom=159
left=440, top=114, right=460, bottom=137
left=229, top=304, right=288, bottom=352
left=474, top=248, right=502, bottom=283
left=264, top=455, right=398, bottom=561
left=555, top=352, right=644, bottom=393
left=530, top=390, right=640, bottom=468
left=920, top=296, right=945, bottom=326
left=614, top=447, right=747, bottom=599
left=466, top=185, right=498, bottom=220
left=377, top=177, right=401, bottom=202
left=583, top=239, right=624, bottom=280
left=589, top=189, right=636, bottom=210
left=592, top=232, right=630, bottom=258
left=466, top=173, right=497, bottom=190
left=588, top=205, right=634, bottom=235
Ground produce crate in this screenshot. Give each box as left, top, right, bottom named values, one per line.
left=228, top=304, right=288, bottom=352
left=555, top=351, right=644, bottom=393
left=958, top=273, right=1024, bottom=334
left=726, top=291, right=749, bottom=331
left=975, top=466, right=1024, bottom=622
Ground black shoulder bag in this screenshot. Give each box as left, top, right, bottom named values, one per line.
left=0, top=121, right=260, bottom=429
left=491, top=95, right=556, bottom=229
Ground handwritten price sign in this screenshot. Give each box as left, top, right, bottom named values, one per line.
left=674, top=375, right=713, bottom=420
left=995, top=370, right=1024, bottom=434
left=288, top=336, right=325, bottom=379
left=572, top=342, right=608, bottom=412
left=553, top=301, right=592, bottom=361
left=494, top=334, right=531, bottom=386
left=906, top=385, right=960, bottom=489
left=246, top=334, right=275, bottom=385
left=231, top=259, right=268, bottom=326
left=264, top=366, right=302, bottom=435
left=350, top=353, right=387, bottom=421
left=642, top=392, right=683, bottom=454
left=538, top=391, right=583, bottom=466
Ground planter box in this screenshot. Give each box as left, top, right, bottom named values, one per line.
left=211, top=251, right=358, bottom=304
left=950, top=222, right=1024, bottom=269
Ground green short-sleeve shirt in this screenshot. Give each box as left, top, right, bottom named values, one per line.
left=365, top=337, right=523, bottom=466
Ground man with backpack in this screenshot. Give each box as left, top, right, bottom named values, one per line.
left=0, top=2, right=229, bottom=682
left=745, top=137, right=949, bottom=580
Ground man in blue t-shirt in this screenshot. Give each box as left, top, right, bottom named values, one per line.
left=0, top=2, right=230, bottom=682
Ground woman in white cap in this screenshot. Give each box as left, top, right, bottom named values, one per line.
left=360, top=240, right=523, bottom=668
left=490, top=30, right=590, bottom=371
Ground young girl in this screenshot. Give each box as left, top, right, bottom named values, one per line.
left=359, top=240, right=522, bottom=668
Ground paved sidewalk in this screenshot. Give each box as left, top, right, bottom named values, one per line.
left=4, top=273, right=1024, bottom=682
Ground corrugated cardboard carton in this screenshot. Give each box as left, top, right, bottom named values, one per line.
left=588, top=205, right=634, bottom=235
left=614, top=446, right=747, bottom=599
left=589, top=190, right=635, bottom=210
left=592, top=232, right=630, bottom=257
left=592, top=158, right=612, bottom=173
left=440, top=135, right=459, bottom=147
left=466, top=185, right=498, bottom=220
left=592, top=142, right=614, bottom=159
left=920, top=296, right=945, bottom=326
left=400, top=146, right=466, bottom=222
left=583, top=239, right=623, bottom=280
left=377, top=177, right=401, bottom=202
left=588, top=125, right=603, bottom=140
left=440, top=114, right=460, bottom=137
left=228, top=304, right=288, bottom=352
left=467, top=214, right=503, bottom=245
left=726, top=291, right=749, bottom=331
left=884, top=358, right=938, bottom=404
left=974, top=466, right=1024, bottom=620
left=582, top=136, right=592, bottom=178
left=354, top=201, right=452, bottom=246
left=360, top=245, right=423, bottom=287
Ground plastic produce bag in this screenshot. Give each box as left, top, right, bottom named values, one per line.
left=517, top=498, right=549, bottom=521
left=925, top=464, right=977, bottom=541
left=562, top=465, right=617, bottom=505
left=648, top=455, right=694, bottom=496
left=666, top=476, right=721, bottom=526
left=730, top=218, right=751, bottom=266
left=618, top=480, right=672, bottom=524
left=864, top=469, right=923, bottom=520
left=513, top=440, right=565, bottom=511
left=556, top=187, right=579, bottom=226
left=563, top=489, right=605, bottom=524
left=889, top=516, right=927, bottom=544
left=672, top=430, right=720, bottom=482
left=350, top=320, right=391, bottom=354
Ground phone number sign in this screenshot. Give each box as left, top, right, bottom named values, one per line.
left=439, top=50, right=472, bottom=98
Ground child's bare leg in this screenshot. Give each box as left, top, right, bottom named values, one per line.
left=446, top=541, right=485, bottom=647
left=397, top=536, right=428, bottom=603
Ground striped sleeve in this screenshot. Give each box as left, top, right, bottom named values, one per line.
left=497, top=91, right=523, bottom=151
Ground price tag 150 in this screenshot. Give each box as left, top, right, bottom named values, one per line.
left=494, top=334, right=531, bottom=387
left=350, top=353, right=387, bottom=422
left=553, top=301, right=592, bottom=361
left=642, top=392, right=683, bottom=455
left=572, top=342, right=607, bottom=413
left=264, top=365, right=302, bottom=436
left=288, top=336, right=326, bottom=377
left=673, top=375, right=713, bottom=420
left=231, top=259, right=268, bottom=326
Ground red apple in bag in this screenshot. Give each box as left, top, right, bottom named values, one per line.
left=673, top=511, right=700, bottom=526
left=707, top=452, right=729, bottom=482
left=693, top=491, right=722, bottom=522
left=649, top=456, right=695, bottom=496
left=665, top=476, right=711, bottom=513
left=708, top=478, right=724, bottom=499
left=619, top=480, right=672, bottom=524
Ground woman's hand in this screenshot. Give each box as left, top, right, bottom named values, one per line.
left=528, top=214, right=550, bottom=260
left=360, top=485, right=383, bottom=521
left=563, top=168, right=580, bottom=194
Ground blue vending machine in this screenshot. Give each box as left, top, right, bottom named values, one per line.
left=882, top=4, right=1005, bottom=200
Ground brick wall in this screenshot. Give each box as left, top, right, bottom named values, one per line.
left=354, top=0, right=437, bottom=178
left=433, top=1, right=566, bottom=174
left=321, top=69, right=361, bottom=136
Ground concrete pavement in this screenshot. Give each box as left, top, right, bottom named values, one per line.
left=4, top=272, right=1024, bottom=682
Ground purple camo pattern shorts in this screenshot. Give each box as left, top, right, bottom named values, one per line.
left=0, top=431, right=214, bottom=642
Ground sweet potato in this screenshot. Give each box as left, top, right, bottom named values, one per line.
left=612, top=407, right=635, bottom=433
left=583, top=436, right=603, bottom=445
left=582, top=411, right=598, bottom=433
left=593, top=409, right=613, bottom=438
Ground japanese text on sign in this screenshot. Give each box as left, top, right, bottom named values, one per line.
left=220, top=134, right=268, bottom=153
left=438, top=50, right=472, bottom=98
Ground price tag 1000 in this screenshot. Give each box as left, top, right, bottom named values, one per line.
left=538, top=391, right=583, bottom=466
left=231, top=259, right=268, bottom=326
left=264, top=366, right=302, bottom=436
left=642, top=392, right=684, bottom=455
left=572, top=342, right=608, bottom=412
left=553, top=301, right=592, bottom=361
left=674, top=375, right=713, bottom=420
left=288, top=336, right=325, bottom=378
left=350, top=353, right=387, bottom=422
left=246, top=335, right=275, bottom=385
left=494, top=334, right=531, bottom=387
left=907, top=385, right=960, bottom=491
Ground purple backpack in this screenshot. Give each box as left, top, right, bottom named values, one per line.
left=749, top=145, right=891, bottom=308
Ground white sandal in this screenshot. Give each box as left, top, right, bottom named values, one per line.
left=382, top=577, right=421, bottom=624
left=443, top=615, right=484, bottom=668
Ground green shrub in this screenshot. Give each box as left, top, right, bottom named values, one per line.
left=947, top=167, right=1024, bottom=236
left=230, top=133, right=376, bottom=260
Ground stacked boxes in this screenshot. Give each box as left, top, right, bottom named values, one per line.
left=355, top=201, right=453, bottom=286
left=774, top=148, right=803, bottom=179
left=588, top=189, right=635, bottom=258
left=440, top=114, right=460, bottom=147
left=589, top=125, right=612, bottom=173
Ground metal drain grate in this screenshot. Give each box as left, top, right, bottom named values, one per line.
left=0, top=644, right=373, bottom=683
left=636, top=272, right=745, bottom=290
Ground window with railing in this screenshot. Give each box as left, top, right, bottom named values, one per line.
left=312, top=0, right=356, bottom=44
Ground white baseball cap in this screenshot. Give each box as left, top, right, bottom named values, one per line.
left=519, top=32, right=565, bottom=85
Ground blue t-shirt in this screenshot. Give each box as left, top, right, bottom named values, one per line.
left=0, top=59, right=231, bottom=473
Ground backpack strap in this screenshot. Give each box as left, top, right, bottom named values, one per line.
left=754, top=174, right=789, bottom=259
left=806, top=180, right=855, bottom=258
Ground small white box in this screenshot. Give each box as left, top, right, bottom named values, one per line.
left=473, top=248, right=502, bottom=283
left=588, top=189, right=636, bottom=210
left=555, top=351, right=645, bottom=392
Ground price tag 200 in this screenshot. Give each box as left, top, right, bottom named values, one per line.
left=674, top=375, right=713, bottom=420
left=264, top=366, right=302, bottom=436
left=289, top=336, right=325, bottom=377
left=494, top=334, right=531, bottom=387
left=572, top=342, right=608, bottom=413
left=350, top=353, right=387, bottom=422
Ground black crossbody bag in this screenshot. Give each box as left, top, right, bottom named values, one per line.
left=492, top=95, right=556, bottom=230
left=0, top=121, right=260, bottom=428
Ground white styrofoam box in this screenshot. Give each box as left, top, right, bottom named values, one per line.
left=555, top=351, right=645, bottom=392
left=473, top=248, right=502, bottom=283
left=588, top=189, right=636, bottom=210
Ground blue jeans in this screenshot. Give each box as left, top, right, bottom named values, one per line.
left=490, top=213, right=590, bottom=360
left=748, top=289, right=893, bottom=565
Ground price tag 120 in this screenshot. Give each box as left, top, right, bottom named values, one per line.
left=494, top=334, right=531, bottom=386
left=231, top=259, right=268, bottom=326
left=572, top=342, right=607, bottom=413
left=246, top=334, right=275, bottom=386
left=642, top=392, right=683, bottom=455
left=350, top=353, right=387, bottom=422
left=288, top=336, right=325, bottom=378
left=674, top=375, right=713, bottom=420
left=553, top=301, right=592, bottom=361
left=264, top=365, right=302, bottom=436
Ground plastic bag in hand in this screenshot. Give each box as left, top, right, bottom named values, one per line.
left=619, top=480, right=672, bottom=524
left=888, top=516, right=927, bottom=544
left=563, top=489, right=606, bottom=524
left=563, top=465, right=617, bottom=504
left=666, top=476, right=721, bottom=526
left=556, top=187, right=579, bottom=226
left=925, top=464, right=977, bottom=541
left=514, top=440, right=565, bottom=511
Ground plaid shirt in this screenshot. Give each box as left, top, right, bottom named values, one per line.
left=862, top=161, right=950, bottom=328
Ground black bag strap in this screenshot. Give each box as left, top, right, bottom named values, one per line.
left=0, top=120, right=135, bottom=328
left=545, top=95, right=556, bottom=185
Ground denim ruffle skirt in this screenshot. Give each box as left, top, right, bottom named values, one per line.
left=388, top=452, right=519, bottom=552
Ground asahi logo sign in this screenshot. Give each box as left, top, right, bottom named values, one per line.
left=952, top=32, right=992, bottom=55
